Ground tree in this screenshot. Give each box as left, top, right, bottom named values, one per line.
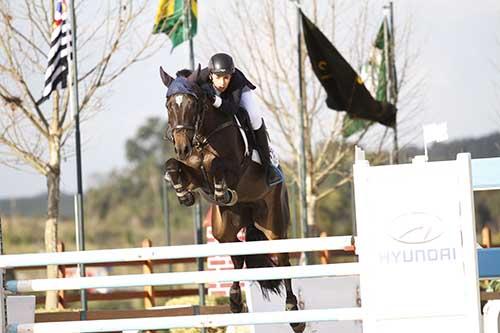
left=203, top=0, right=422, bottom=235
left=0, top=0, right=163, bottom=308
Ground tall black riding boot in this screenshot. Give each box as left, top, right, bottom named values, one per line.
left=254, top=123, right=284, bottom=186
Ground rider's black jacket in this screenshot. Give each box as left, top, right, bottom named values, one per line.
left=198, top=67, right=256, bottom=117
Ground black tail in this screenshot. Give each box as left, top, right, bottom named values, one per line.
left=244, top=224, right=283, bottom=299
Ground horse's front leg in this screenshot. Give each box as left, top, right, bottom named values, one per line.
left=164, top=158, right=195, bottom=206
left=211, top=157, right=237, bottom=206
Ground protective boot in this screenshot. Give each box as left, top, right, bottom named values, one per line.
left=254, top=123, right=284, bottom=186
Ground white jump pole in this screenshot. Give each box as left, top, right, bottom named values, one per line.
left=0, top=236, right=353, bottom=268
left=9, top=308, right=364, bottom=333
left=7, top=263, right=359, bottom=292
left=483, top=300, right=500, bottom=333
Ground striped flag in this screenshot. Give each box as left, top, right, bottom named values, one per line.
left=38, top=0, right=72, bottom=105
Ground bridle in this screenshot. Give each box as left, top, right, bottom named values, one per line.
left=164, top=86, right=237, bottom=154
left=164, top=92, right=205, bottom=144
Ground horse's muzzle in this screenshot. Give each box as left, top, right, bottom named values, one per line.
left=175, top=143, right=193, bottom=161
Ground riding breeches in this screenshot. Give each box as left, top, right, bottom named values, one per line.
left=240, top=90, right=263, bottom=130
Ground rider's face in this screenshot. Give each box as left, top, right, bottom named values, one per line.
left=211, top=73, right=232, bottom=93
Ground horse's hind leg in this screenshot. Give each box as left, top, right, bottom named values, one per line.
left=211, top=207, right=245, bottom=313
left=229, top=254, right=245, bottom=313
left=278, top=252, right=306, bottom=333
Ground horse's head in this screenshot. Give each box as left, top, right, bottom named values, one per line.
left=160, top=65, right=204, bottom=160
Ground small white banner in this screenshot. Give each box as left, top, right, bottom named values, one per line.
left=423, top=122, right=448, bottom=144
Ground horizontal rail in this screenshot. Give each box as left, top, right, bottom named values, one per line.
left=0, top=236, right=354, bottom=268
left=472, top=157, right=500, bottom=191
left=9, top=307, right=364, bottom=333
left=13, top=250, right=355, bottom=271
left=35, top=305, right=231, bottom=322
left=478, top=247, right=500, bottom=279
left=36, top=288, right=202, bottom=304
left=7, top=263, right=359, bottom=292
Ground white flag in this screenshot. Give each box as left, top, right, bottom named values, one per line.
left=423, top=122, right=448, bottom=144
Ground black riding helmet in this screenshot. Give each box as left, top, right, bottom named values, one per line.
left=208, top=53, right=235, bottom=75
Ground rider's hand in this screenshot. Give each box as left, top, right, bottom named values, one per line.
left=201, top=84, right=215, bottom=101
left=201, top=84, right=221, bottom=108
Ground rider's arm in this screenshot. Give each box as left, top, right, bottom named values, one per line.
left=212, top=95, right=239, bottom=116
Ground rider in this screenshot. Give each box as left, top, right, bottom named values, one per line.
left=199, top=53, right=283, bottom=186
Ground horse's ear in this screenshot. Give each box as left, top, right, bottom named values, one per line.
left=159, top=66, right=174, bottom=87
left=187, top=63, right=201, bottom=83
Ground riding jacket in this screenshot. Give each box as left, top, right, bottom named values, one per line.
left=198, top=68, right=263, bottom=130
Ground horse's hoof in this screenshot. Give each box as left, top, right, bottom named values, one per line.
left=290, top=322, right=306, bottom=333
left=286, top=302, right=299, bottom=311
left=286, top=295, right=299, bottom=311
left=179, top=192, right=195, bottom=206
left=216, top=189, right=238, bottom=206
left=230, top=300, right=244, bottom=313
left=229, top=285, right=243, bottom=313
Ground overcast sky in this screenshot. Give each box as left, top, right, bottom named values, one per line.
left=1, top=0, right=499, bottom=199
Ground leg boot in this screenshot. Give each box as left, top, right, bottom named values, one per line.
left=254, top=123, right=284, bottom=186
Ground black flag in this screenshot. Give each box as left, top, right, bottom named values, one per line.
left=301, top=11, right=396, bottom=127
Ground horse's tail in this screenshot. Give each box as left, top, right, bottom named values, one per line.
left=244, top=224, right=283, bottom=299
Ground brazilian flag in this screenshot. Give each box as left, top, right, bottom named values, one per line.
left=153, top=0, right=198, bottom=50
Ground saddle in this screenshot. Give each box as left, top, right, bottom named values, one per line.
left=234, top=107, right=266, bottom=165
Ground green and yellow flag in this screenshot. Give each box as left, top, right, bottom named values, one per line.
left=343, top=18, right=395, bottom=138
left=153, top=0, right=198, bottom=50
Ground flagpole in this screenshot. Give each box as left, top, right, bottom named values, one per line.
left=185, top=0, right=205, bottom=325
left=389, top=2, right=399, bottom=163
left=67, top=0, right=88, bottom=318
left=294, top=1, right=310, bottom=265
left=384, top=2, right=399, bottom=163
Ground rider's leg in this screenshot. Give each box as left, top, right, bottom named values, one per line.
left=253, top=121, right=284, bottom=186
left=242, top=90, right=283, bottom=186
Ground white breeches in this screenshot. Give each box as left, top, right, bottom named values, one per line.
left=240, top=90, right=263, bottom=130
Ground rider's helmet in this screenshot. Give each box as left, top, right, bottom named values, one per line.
left=208, top=53, right=235, bottom=75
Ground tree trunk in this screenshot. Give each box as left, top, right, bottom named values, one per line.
left=306, top=190, right=318, bottom=238
left=45, top=135, right=61, bottom=309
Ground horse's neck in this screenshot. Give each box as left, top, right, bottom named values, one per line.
left=201, top=105, right=231, bottom=136
left=200, top=105, right=231, bottom=135
left=200, top=105, right=244, bottom=159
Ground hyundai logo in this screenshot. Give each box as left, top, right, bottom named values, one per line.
left=388, top=212, right=444, bottom=244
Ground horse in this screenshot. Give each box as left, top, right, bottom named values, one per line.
left=159, top=66, right=306, bottom=333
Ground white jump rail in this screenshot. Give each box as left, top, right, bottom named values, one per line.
left=8, top=308, right=364, bottom=333
left=0, top=236, right=353, bottom=268
left=7, top=263, right=359, bottom=293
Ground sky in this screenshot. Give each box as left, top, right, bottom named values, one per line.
left=1, top=0, right=500, bottom=199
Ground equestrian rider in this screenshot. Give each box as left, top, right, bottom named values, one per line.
left=198, top=53, right=283, bottom=186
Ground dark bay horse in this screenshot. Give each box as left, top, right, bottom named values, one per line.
left=160, top=66, right=305, bottom=333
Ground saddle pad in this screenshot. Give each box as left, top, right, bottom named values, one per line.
left=234, top=116, right=279, bottom=167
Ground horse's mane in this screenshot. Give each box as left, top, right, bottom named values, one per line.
left=176, top=69, right=193, bottom=78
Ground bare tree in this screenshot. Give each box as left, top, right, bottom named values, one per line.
left=203, top=0, right=422, bottom=235
left=0, top=0, right=164, bottom=309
